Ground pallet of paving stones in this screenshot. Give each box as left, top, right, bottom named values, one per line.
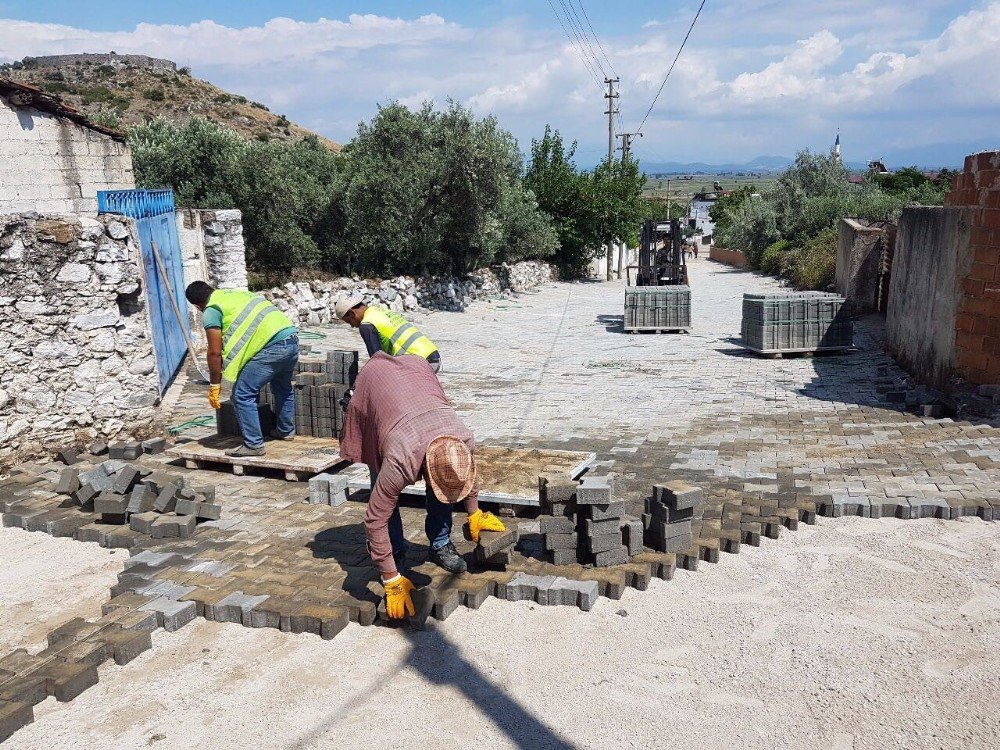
left=741, top=291, right=853, bottom=355
left=623, top=285, right=691, bottom=333
left=166, top=434, right=346, bottom=481
left=215, top=349, right=358, bottom=441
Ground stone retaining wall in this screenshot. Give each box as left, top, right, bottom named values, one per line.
left=263, top=260, right=554, bottom=326
left=0, top=213, right=161, bottom=468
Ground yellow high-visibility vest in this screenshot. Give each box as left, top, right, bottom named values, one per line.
left=208, top=289, right=295, bottom=381
left=362, top=306, right=437, bottom=359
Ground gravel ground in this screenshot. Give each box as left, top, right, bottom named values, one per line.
left=4, top=516, right=998, bottom=750
left=0, top=528, right=123, bottom=655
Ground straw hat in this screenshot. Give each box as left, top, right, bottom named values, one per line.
left=335, top=295, right=364, bottom=320
left=425, top=436, right=477, bottom=503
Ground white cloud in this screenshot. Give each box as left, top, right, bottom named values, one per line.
left=0, top=2, right=995, bottom=164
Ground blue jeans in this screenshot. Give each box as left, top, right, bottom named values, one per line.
left=370, top=467, right=453, bottom=558
left=232, top=336, right=299, bottom=449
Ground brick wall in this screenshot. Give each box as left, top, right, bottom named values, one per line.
left=0, top=98, right=135, bottom=215
left=946, top=151, right=1000, bottom=384
left=708, top=246, right=749, bottom=268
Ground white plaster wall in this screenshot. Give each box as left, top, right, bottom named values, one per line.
left=0, top=98, right=135, bottom=215
left=176, top=209, right=210, bottom=348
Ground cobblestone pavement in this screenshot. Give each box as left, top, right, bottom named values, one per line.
left=3, top=258, right=1000, bottom=744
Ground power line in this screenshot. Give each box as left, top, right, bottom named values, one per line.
left=576, top=1, right=617, bottom=78
left=635, top=0, right=707, bottom=135
left=546, top=0, right=603, bottom=87
left=558, top=0, right=607, bottom=80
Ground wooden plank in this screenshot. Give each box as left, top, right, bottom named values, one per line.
left=166, top=434, right=345, bottom=477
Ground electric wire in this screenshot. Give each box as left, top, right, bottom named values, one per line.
left=576, top=0, right=617, bottom=78
left=557, top=0, right=607, bottom=82
left=635, top=0, right=707, bottom=135
left=546, top=0, right=603, bottom=88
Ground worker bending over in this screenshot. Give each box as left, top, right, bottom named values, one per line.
left=339, top=352, right=504, bottom=618
left=335, top=296, right=442, bottom=373
left=185, top=281, right=299, bottom=458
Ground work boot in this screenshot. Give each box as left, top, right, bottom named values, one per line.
left=269, top=430, right=294, bottom=441
left=225, top=444, right=266, bottom=458
left=428, top=542, right=467, bottom=574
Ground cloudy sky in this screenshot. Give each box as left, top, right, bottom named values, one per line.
left=1, top=0, right=997, bottom=167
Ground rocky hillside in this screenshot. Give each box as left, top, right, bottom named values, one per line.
left=0, top=53, right=340, bottom=150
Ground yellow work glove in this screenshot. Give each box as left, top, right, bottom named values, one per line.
left=384, top=574, right=416, bottom=620
left=467, top=509, right=505, bottom=543
left=208, top=384, right=222, bottom=410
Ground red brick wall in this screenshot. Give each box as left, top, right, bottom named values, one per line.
left=708, top=246, right=749, bottom=268
left=947, top=151, right=1000, bottom=384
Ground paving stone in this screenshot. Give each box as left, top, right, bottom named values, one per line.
left=546, top=577, right=599, bottom=610
left=111, top=466, right=141, bottom=495
left=584, top=518, right=622, bottom=537
left=543, top=532, right=577, bottom=551
left=99, top=629, right=153, bottom=665
left=537, top=514, right=575, bottom=534
left=139, top=597, right=197, bottom=632
left=129, top=511, right=159, bottom=535
left=653, top=482, right=704, bottom=510
left=210, top=592, right=271, bottom=624
left=153, top=483, right=180, bottom=513
left=142, top=438, right=167, bottom=455
left=538, top=476, right=577, bottom=509
left=593, top=545, right=629, bottom=567
left=622, top=520, right=644, bottom=556
left=38, top=660, right=99, bottom=702
left=546, top=548, right=577, bottom=565
left=0, top=701, right=34, bottom=743
left=94, top=492, right=128, bottom=516
left=584, top=501, right=626, bottom=521
left=55, top=467, right=80, bottom=495
left=474, top=527, right=519, bottom=559
left=576, top=475, right=613, bottom=505
left=126, top=484, right=156, bottom=515
left=56, top=449, right=80, bottom=466
left=87, top=441, right=109, bottom=456
left=584, top=531, right=623, bottom=554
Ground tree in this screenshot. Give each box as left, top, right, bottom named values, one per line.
left=337, top=101, right=553, bottom=276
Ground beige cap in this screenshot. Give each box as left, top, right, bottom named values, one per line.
left=425, top=436, right=477, bottom=503
left=335, top=295, right=364, bottom=319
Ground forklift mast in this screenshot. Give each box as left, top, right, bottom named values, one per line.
left=637, top=218, right=688, bottom=286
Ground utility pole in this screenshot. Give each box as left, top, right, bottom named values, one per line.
left=614, top=130, right=640, bottom=280
left=616, top=131, right=642, bottom=160
left=604, top=77, right=619, bottom=281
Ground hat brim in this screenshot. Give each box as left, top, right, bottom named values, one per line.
left=426, top=436, right=477, bottom=503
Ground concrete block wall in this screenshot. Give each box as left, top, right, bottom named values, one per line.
left=836, top=218, right=885, bottom=314
left=0, top=98, right=135, bottom=215
left=885, top=151, right=1000, bottom=389
left=0, top=214, right=161, bottom=469
left=946, top=151, right=1000, bottom=384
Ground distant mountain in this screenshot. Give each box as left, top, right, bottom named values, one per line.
left=641, top=156, right=793, bottom=175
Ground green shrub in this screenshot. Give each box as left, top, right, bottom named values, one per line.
left=143, top=88, right=166, bottom=102
left=214, top=93, right=232, bottom=104
left=79, top=86, right=116, bottom=105
left=788, top=228, right=837, bottom=290
left=759, top=239, right=792, bottom=276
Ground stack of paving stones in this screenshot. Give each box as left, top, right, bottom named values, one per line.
left=741, top=291, right=853, bottom=353
left=466, top=524, right=520, bottom=568
left=3, top=440, right=221, bottom=550
left=217, top=350, right=358, bottom=439
left=643, top=481, right=705, bottom=556
left=308, top=473, right=350, bottom=507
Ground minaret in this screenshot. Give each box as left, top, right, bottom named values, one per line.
left=833, top=129, right=841, bottom=161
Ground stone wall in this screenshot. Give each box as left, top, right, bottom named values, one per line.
left=0, top=213, right=160, bottom=468
left=22, top=54, right=177, bottom=74
left=263, top=260, right=554, bottom=326
left=199, top=209, right=248, bottom=290
left=0, top=97, right=135, bottom=215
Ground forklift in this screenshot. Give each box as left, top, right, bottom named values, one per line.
left=624, top=218, right=691, bottom=333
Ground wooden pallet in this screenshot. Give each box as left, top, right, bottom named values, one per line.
left=741, top=344, right=856, bottom=359
left=624, top=327, right=691, bottom=334
left=166, top=435, right=346, bottom=481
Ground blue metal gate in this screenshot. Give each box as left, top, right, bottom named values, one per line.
left=98, top=189, right=190, bottom=394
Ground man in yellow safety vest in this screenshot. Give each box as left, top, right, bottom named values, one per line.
left=185, top=281, right=299, bottom=457
left=335, top=296, right=441, bottom=373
